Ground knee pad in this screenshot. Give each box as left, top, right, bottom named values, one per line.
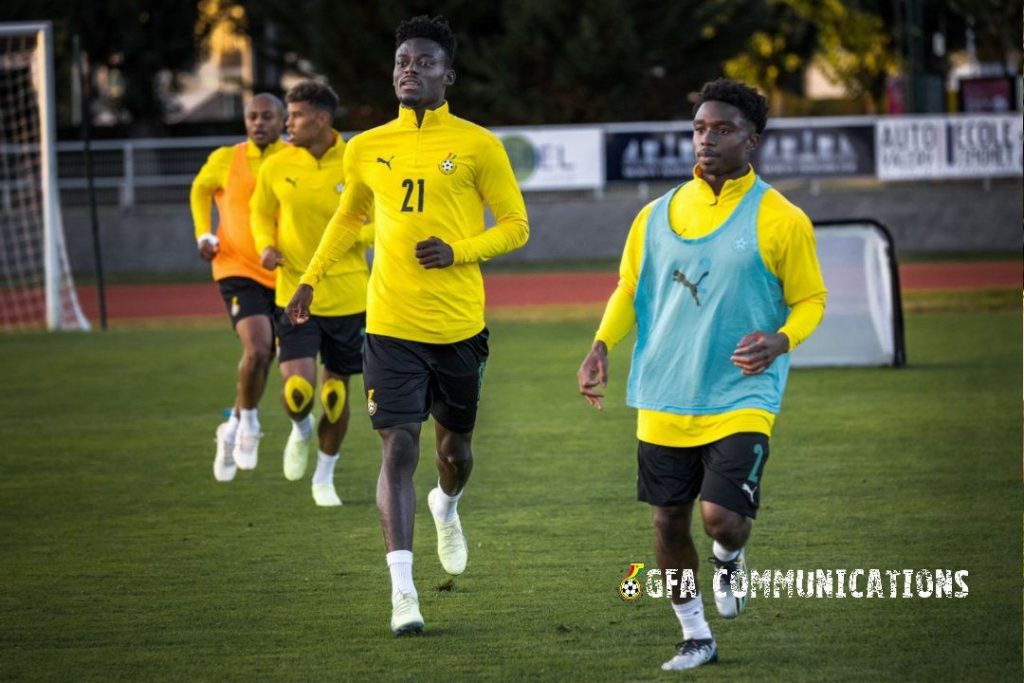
left=283, top=375, right=314, bottom=414
left=320, top=377, right=347, bottom=423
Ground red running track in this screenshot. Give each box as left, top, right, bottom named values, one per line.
left=73, top=261, right=1021, bottom=321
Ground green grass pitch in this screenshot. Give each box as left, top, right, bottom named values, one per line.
left=0, top=309, right=1020, bottom=681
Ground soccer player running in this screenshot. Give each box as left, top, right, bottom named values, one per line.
left=577, top=79, right=827, bottom=671
left=190, top=93, right=286, bottom=482
left=251, top=81, right=372, bottom=507
left=286, top=16, right=529, bottom=635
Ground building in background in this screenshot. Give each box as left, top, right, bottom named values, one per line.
left=167, top=1, right=251, bottom=124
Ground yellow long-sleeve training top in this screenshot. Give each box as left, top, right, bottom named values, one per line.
left=250, top=131, right=370, bottom=316
left=596, top=165, right=827, bottom=447
left=189, top=138, right=286, bottom=289
left=299, top=102, right=529, bottom=344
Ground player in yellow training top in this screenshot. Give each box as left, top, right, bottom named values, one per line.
left=190, top=93, right=286, bottom=482
left=251, top=81, right=372, bottom=507
left=287, top=16, right=529, bottom=635
left=577, top=79, right=827, bottom=672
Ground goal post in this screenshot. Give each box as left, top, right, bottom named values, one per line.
left=791, top=219, right=906, bottom=368
left=0, top=21, right=90, bottom=331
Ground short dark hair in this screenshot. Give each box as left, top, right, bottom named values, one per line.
left=395, top=15, right=457, bottom=65
left=694, top=79, right=768, bottom=134
left=285, top=81, right=339, bottom=115
left=247, top=92, right=285, bottom=117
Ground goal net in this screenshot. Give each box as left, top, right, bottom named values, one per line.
left=0, top=22, right=90, bottom=331
left=791, top=220, right=905, bottom=368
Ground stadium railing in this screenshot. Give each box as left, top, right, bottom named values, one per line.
left=0, top=112, right=1017, bottom=210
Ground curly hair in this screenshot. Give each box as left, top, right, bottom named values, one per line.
left=285, top=81, right=339, bottom=115
left=395, top=15, right=457, bottom=65
left=694, top=79, right=768, bottom=134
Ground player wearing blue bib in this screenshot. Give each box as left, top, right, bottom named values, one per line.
left=578, top=79, right=827, bottom=672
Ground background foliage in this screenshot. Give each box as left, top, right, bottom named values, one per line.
left=0, top=1, right=1020, bottom=131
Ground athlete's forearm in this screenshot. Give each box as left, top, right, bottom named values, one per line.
left=778, top=294, right=826, bottom=350
left=299, top=207, right=363, bottom=287
left=450, top=216, right=529, bottom=264
left=189, top=180, right=218, bottom=238
left=594, top=283, right=636, bottom=351
left=357, top=221, right=375, bottom=249
left=249, top=209, right=277, bottom=255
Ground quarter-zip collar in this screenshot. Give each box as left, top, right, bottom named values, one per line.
left=691, top=163, right=756, bottom=206
left=397, top=101, right=451, bottom=130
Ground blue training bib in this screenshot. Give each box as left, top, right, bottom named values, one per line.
left=626, top=177, right=790, bottom=415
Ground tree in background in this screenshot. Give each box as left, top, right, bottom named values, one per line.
left=947, top=0, right=1022, bottom=67
left=221, top=0, right=773, bottom=127
left=220, top=0, right=499, bottom=129
left=1, top=0, right=208, bottom=132
left=459, top=0, right=641, bottom=124
left=467, top=0, right=782, bottom=124
left=787, top=0, right=898, bottom=113
left=722, top=1, right=818, bottom=115
left=725, top=0, right=898, bottom=114
left=6, top=0, right=1016, bottom=130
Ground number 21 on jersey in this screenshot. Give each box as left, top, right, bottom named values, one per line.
left=401, top=178, right=424, bottom=212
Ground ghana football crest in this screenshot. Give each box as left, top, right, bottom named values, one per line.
left=366, top=388, right=378, bottom=416
left=438, top=152, right=457, bottom=175
left=618, top=562, right=645, bottom=602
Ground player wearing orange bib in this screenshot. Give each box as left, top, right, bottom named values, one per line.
left=190, top=93, right=286, bottom=482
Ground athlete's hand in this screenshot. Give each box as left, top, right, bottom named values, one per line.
left=577, top=341, right=609, bottom=410
left=731, top=331, right=789, bottom=376
left=261, top=247, right=284, bottom=270
left=415, top=236, right=454, bottom=269
left=197, top=233, right=219, bottom=262
left=286, top=284, right=314, bottom=325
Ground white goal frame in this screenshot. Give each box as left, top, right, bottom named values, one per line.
left=0, top=21, right=90, bottom=330
left=791, top=219, right=906, bottom=368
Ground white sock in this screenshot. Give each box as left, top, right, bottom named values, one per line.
left=312, top=451, right=338, bottom=486
left=386, top=550, right=416, bottom=602
left=713, top=541, right=741, bottom=562
left=239, top=408, right=259, bottom=434
left=291, top=414, right=314, bottom=439
left=673, top=597, right=713, bottom=641
left=225, top=412, right=239, bottom=436
left=430, top=479, right=463, bottom=523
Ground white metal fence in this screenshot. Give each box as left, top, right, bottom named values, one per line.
left=2, top=113, right=1020, bottom=210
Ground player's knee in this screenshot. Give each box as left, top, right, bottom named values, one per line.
left=702, top=509, right=744, bottom=541
left=653, top=508, right=692, bottom=540
left=283, top=375, right=314, bottom=415
left=436, top=431, right=472, bottom=465
left=244, top=344, right=273, bottom=369
left=320, top=377, right=347, bottom=423
left=437, top=445, right=472, bottom=468
left=701, top=514, right=722, bottom=539
left=380, top=425, right=420, bottom=470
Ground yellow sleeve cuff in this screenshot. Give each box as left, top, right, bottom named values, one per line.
left=778, top=295, right=826, bottom=350
left=301, top=209, right=364, bottom=286
left=594, top=284, right=636, bottom=351
left=450, top=217, right=529, bottom=264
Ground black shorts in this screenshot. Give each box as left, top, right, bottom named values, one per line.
left=636, top=433, right=769, bottom=518
left=363, top=329, right=489, bottom=433
left=275, top=308, right=365, bottom=376
left=218, top=276, right=275, bottom=328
